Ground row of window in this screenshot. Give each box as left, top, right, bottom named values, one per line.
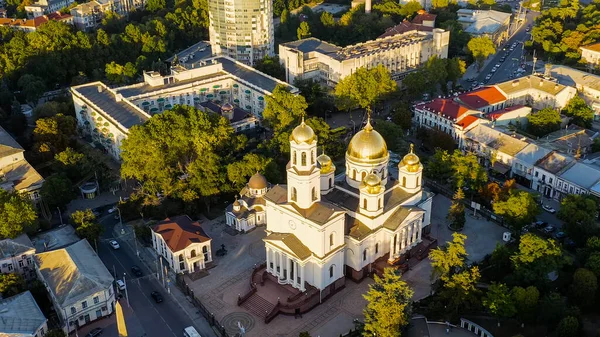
left=70, top=296, right=101, bottom=314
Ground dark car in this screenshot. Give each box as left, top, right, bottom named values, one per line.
left=151, top=291, right=163, bottom=303
left=92, top=207, right=102, bottom=217
left=86, top=328, right=103, bottom=337
left=533, top=220, right=548, bottom=228
left=554, top=231, right=566, bottom=240
left=131, top=265, right=142, bottom=277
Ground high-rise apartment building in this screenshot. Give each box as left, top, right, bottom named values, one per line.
left=207, top=0, right=274, bottom=66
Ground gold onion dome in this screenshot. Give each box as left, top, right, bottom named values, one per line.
left=347, top=119, right=388, bottom=163
left=290, top=117, right=316, bottom=144
left=248, top=172, right=267, bottom=189
left=363, top=172, right=382, bottom=194
left=401, top=144, right=421, bottom=172
left=317, top=152, right=333, bottom=173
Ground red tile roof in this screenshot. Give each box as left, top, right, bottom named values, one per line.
left=581, top=42, right=600, bottom=53
left=457, top=86, right=507, bottom=109
left=153, top=215, right=211, bottom=252
left=0, top=12, right=71, bottom=29
left=457, top=115, right=479, bottom=129
left=418, top=98, right=471, bottom=120
left=412, top=12, right=437, bottom=25
left=486, top=105, right=526, bottom=120
left=378, top=20, right=432, bottom=38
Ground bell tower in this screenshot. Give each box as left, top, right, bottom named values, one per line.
left=287, top=116, right=321, bottom=209
left=398, top=144, right=423, bottom=194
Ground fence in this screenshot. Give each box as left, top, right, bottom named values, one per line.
left=175, top=274, right=230, bottom=337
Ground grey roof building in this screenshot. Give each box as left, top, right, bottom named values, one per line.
left=0, top=234, right=36, bottom=279
left=0, top=291, right=48, bottom=337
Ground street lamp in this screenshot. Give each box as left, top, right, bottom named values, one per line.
left=116, top=207, right=123, bottom=226
left=123, top=273, right=130, bottom=307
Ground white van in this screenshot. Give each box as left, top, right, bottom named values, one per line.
left=183, top=326, right=201, bottom=337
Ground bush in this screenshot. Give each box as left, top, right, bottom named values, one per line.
left=557, top=316, right=579, bottom=337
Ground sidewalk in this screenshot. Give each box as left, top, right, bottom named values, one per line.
left=113, top=222, right=217, bottom=337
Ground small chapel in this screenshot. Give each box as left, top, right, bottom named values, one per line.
left=229, top=115, right=433, bottom=292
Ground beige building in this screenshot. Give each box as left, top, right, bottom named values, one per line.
left=279, top=25, right=449, bottom=87
left=152, top=215, right=212, bottom=274
left=70, top=0, right=142, bottom=31
left=457, top=9, right=511, bottom=45
left=0, top=126, right=44, bottom=202
left=207, top=0, right=273, bottom=66
left=580, top=42, right=600, bottom=66
left=495, top=75, right=577, bottom=110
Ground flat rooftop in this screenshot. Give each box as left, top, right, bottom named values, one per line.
left=116, top=71, right=228, bottom=98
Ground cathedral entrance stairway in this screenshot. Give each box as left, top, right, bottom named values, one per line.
left=240, top=293, right=275, bottom=318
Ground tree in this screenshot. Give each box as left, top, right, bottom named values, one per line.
left=40, top=173, right=77, bottom=211
left=450, top=150, right=487, bottom=191
left=493, top=190, right=539, bottom=233
left=262, top=85, right=308, bottom=154
left=0, top=273, right=26, bottom=297
left=585, top=252, right=600, bottom=278
left=33, top=114, right=77, bottom=156
left=511, top=286, right=539, bottom=322
left=363, top=268, right=413, bottom=337
left=226, top=153, right=277, bottom=190
left=558, top=194, right=599, bottom=245
left=467, top=36, right=496, bottom=70
left=424, top=149, right=452, bottom=182
left=71, top=209, right=103, bottom=245
left=54, top=147, right=90, bottom=181
left=391, top=101, right=412, bottom=130
left=569, top=268, right=597, bottom=308
left=17, top=74, right=46, bottom=106
left=562, top=96, right=594, bottom=128
left=447, top=189, right=466, bottom=230
left=511, top=233, right=562, bottom=286
left=146, top=0, right=166, bottom=11
left=374, top=121, right=405, bottom=153
left=0, top=189, right=38, bottom=239
left=441, top=266, right=481, bottom=315
left=45, top=330, right=66, bottom=337
left=298, top=332, right=311, bottom=337
left=557, top=316, right=579, bottom=337
left=446, top=58, right=467, bottom=87
left=400, top=1, right=423, bottom=17
left=539, top=292, right=567, bottom=326
left=527, top=108, right=561, bottom=137
left=429, top=232, right=467, bottom=282
left=334, top=65, right=396, bottom=112
left=483, top=283, right=516, bottom=320
left=297, top=21, right=311, bottom=40
left=255, top=55, right=286, bottom=81
left=71, top=209, right=96, bottom=226
left=33, top=101, right=73, bottom=119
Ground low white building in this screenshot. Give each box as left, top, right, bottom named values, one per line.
left=279, top=22, right=449, bottom=86
left=152, top=215, right=212, bottom=274
left=531, top=151, right=574, bottom=199
left=486, top=105, right=532, bottom=126
left=463, top=124, right=529, bottom=174
left=225, top=172, right=269, bottom=233
left=555, top=162, right=600, bottom=199
left=495, top=76, right=577, bottom=110
left=457, top=9, right=511, bottom=45
left=580, top=42, right=600, bottom=66
left=512, top=143, right=552, bottom=188
left=550, top=65, right=600, bottom=119
left=71, top=56, right=298, bottom=160
left=413, top=98, right=481, bottom=145
left=0, top=291, right=48, bottom=337
left=0, top=234, right=36, bottom=279
left=35, top=240, right=115, bottom=334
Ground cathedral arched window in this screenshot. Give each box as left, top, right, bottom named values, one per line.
left=363, top=198, right=367, bottom=209
left=330, top=233, right=334, bottom=247
left=378, top=198, right=381, bottom=209
left=375, top=243, right=379, bottom=254
left=301, top=152, right=306, bottom=166
left=293, top=151, right=297, bottom=165
left=311, top=187, right=317, bottom=201
left=353, top=170, right=357, bottom=180
left=329, top=265, right=334, bottom=278
left=291, top=188, right=297, bottom=202
left=363, top=249, right=367, bottom=261
left=311, top=150, right=315, bottom=164
left=402, top=176, right=406, bottom=187
left=361, top=171, right=366, bottom=182
left=329, top=178, right=332, bottom=189
left=190, top=250, right=196, bottom=258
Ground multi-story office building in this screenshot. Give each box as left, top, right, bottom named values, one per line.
left=207, top=0, right=274, bottom=66
left=70, top=0, right=143, bottom=31
left=279, top=20, right=449, bottom=86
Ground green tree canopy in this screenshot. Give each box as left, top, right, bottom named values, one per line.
left=483, top=282, right=516, bottom=319
left=40, top=173, right=77, bottom=211
left=33, top=114, right=76, bottom=156
left=429, top=232, right=467, bottom=282
left=255, top=55, right=286, bottom=81
left=334, top=65, right=396, bottom=111
left=262, top=84, right=308, bottom=154
left=511, top=233, right=562, bottom=286
left=493, top=190, right=539, bottom=233
left=511, top=286, right=539, bottom=322
left=71, top=209, right=103, bottom=245
left=363, top=268, right=413, bottom=337
left=0, top=273, right=26, bottom=297
left=226, top=153, right=278, bottom=191
left=527, top=108, right=561, bottom=137
left=562, top=96, right=594, bottom=128
left=297, top=21, right=311, bottom=40
left=447, top=188, right=466, bottom=230
left=467, top=36, right=496, bottom=70
left=557, top=316, right=579, bottom=337
left=558, top=194, right=599, bottom=245
left=0, top=189, right=37, bottom=239
left=569, top=268, right=597, bottom=308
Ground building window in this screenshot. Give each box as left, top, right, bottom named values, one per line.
left=329, top=233, right=334, bottom=247
left=363, top=249, right=367, bottom=261
left=203, top=245, right=209, bottom=261
left=329, top=265, right=334, bottom=278
left=301, top=152, right=307, bottom=166
left=71, top=307, right=76, bottom=314
left=353, top=170, right=357, bottom=180
left=402, top=177, right=406, bottom=187
left=329, top=178, right=332, bottom=189
left=311, top=150, right=315, bottom=164
left=293, top=151, right=297, bottom=165
left=375, top=243, right=379, bottom=254
left=363, top=198, right=367, bottom=209
left=93, top=296, right=99, bottom=304
left=81, top=301, right=87, bottom=309
left=291, top=187, right=297, bottom=202
left=7, top=263, right=12, bottom=271
left=311, top=187, right=317, bottom=201
left=378, top=198, right=381, bottom=209
left=416, top=177, right=420, bottom=187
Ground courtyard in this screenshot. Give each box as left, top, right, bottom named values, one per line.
left=185, top=194, right=508, bottom=337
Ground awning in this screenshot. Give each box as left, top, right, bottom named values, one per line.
left=220, top=91, right=227, bottom=94
left=200, top=88, right=208, bottom=92
left=492, top=162, right=510, bottom=175
left=213, top=85, right=221, bottom=88
left=207, top=94, right=214, bottom=98
left=164, top=104, right=172, bottom=108
left=245, top=90, right=251, bottom=94
left=157, top=98, right=165, bottom=102
left=150, top=107, right=159, bottom=112
left=258, top=96, right=264, bottom=101
left=246, top=105, right=251, bottom=109
left=193, top=97, right=200, bottom=101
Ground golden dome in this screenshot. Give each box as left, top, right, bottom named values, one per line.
left=317, top=153, right=334, bottom=173
left=401, top=144, right=421, bottom=172
left=290, top=117, right=316, bottom=144
left=362, top=172, right=382, bottom=194
left=248, top=172, right=267, bottom=189
left=346, top=120, right=388, bottom=163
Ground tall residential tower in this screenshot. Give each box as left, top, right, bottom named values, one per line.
left=208, top=0, right=274, bottom=66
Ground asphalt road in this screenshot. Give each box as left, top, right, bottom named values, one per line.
left=95, top=213, right=195, bottom=337
left=463, top=10, right=540, bottom=88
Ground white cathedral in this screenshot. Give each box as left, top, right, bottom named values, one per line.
left=226, top=117, right=433, bottom=291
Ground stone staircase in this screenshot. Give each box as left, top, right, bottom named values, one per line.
left=240, top=293, right=275, bottom=318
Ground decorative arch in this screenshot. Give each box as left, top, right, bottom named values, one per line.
left=190, top=250, right=197, bottom=257
left=293, top=150, right=297, bottom=165
left=291, top=187, right=297, bottom=202
left=361, top=171, right=366, bottom=182
left=301, top=152, right=307, bottom=166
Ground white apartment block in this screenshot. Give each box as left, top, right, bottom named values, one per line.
left=152, top=215, right=212, bottom=274
left=0, top=291, right=48, bottom=337
left=25, top=0, right=74, bottom=18
left=550, top=64, right=600, bottom=119
left=208, top=0, right=274, bottom=66
left=495, top=75, right=577, bottom=110
left=580, top=43, right=600, bottom=66
left=279, top=26, right=449, bottom=87
left=70, top=0, right=143, bottom=31
left=35, top=240, right=115, bottom=334
left=0, top=234, right=36, bottom=280
left=70, top=55, right=298, bottom=160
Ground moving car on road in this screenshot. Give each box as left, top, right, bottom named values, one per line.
left=131, top=265, right=142, bottom=277
left=151, top=291, right=163, bottom=303
left=116, top=279, right=126, bottom=291
left=109, top=240, right=120, bottom=249
left=86, top=328, right=103, bottom=337
left=542, top=205, right=556, bottom=214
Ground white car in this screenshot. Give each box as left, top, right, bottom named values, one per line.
left=109, top=240, right=120, bottom=249
left=542, top=205, right=556, bottom=214
left=108, top=205, right=118, bottom=214
left=116, top=279, right=126, bottom=291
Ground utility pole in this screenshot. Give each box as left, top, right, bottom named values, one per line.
left=123, top=273, right=130, bottom=307
left=160, top=258, right=165, bottom=287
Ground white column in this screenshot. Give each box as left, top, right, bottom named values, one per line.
left=412, top=222, right=418, bottom=244
left=388, top=236, right=395, bottom=262
left=266, top=247, right=271, bottom=272
left=417, top=222, right=423, bottom=241
left=287, top=256, right=292, bottom=282
left=400, top=228, right=406, bottom=251
left=300, top=264, right=305, bottom=291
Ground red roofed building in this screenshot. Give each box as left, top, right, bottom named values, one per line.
left=456, top=86, right=507, bottom=113
left=412, top=10, right=436, bottom=27
left=152, top=215, right=212, bottom=273
left=413, top=98, right=480, bottom=146
left=0, top=12, right=72, bottom=32
left=486, top=105, right=531, bottom=126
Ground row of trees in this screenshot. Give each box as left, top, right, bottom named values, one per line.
left=526, top=96, right=594, bottom=138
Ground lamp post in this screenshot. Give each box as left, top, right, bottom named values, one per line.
left=123, top=273, right=130, bottom=307
left=116, top=208, right=123, bottom=226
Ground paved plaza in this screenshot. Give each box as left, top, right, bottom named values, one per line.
left=186, top=193, right=507, bottom=337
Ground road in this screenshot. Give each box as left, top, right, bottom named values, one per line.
left=94, top=213, right=196, bottom=337
left=462, top=10, right=540, bottom=88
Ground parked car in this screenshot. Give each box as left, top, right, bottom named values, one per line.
left=108, top=205, right=118, bottom=214
left=131, top=265, right=142, bottom=277
left=86, top=328, right=103, bottom=337
left=554, top=231, right=566, bottom=239
left=116, top=279, right=126, bottom=291
left=151, top=291, right=163, bottom=303
left=533, top=220, right=548, bottom=228
left=495, top=63, right=501, bottom=68
left=543, top=225, right=556, bottom=234
left=542, top=205, right=556, bottom=214
left=92, top=208, right=102, bottom=217
left=109, top=240, right=120, bottom=249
